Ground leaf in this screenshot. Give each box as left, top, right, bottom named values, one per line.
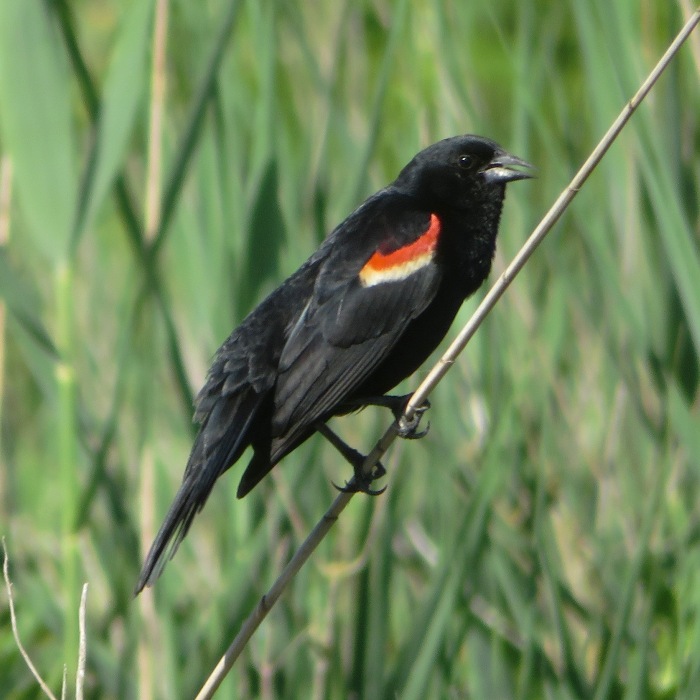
left=0, top=247, right=57, bottom=358
left=0, top=1, right=76, bottom=262
left=73, top=0, right=155, bottom=246
left=236, top=159, right=286, bottom=316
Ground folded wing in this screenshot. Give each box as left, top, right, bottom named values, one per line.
left=270, top=208, right=443, bottom=460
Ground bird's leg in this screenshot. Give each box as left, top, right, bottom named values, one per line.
left=314, top=422, right=387, bottom=496
left=341, top=393, right=431, bottom=440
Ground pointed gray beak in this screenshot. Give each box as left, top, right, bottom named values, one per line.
left=482, top=151, right=535, bottom=184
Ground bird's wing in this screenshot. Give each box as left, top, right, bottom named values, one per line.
left=271, top=206, right=443, bottom=456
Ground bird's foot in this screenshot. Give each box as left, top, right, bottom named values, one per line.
left=397, top=399, right=431, bottom=440
left=316, top=421, right=387, bottom=496
left=341, top=393, right=431, bottom=439
left=332, top=460, right=387, bottom=496
left=329, top=441, right=387, bottom=496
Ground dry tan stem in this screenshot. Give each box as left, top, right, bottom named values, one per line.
left=3, top=538, right=60, bottom=700
left=76, top=583, right=88, bottom=700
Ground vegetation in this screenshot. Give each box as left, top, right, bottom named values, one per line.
left=0, top=1, right=698, bottom=698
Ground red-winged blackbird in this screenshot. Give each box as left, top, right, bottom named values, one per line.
left=135, top=135, right=532, bottom=592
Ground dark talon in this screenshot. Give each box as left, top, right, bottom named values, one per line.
left=396, top=399, right=431, bottom=439
left=340, top=460, right=387, bottom=496
left=338, top=394, right=432, bottom=441
left=398, top=419, right=430, bottom=440
left=333, top=479, right=387, bottom=496
left=332, top=459, right=386, bottom=496
left=315, top=421, right=387, bottom=496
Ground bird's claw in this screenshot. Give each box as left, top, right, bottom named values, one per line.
left=398, top=419, right=430, bottom=439
left=397, top=400, right=431, bottom=439
left=333, top=480, right=388, bottom=497
left=332, top=461, right=387, bottom=496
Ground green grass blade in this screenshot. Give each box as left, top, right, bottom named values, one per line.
left=72, top=0, right=155, bottom=249
left=0, top=0, right=76, bottom=261
left=151, top=0, right=242, bottom=259
left=0, top=249, right=57, bottom=358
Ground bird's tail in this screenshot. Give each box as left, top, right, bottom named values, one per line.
left=134, top=391, right=263, bottom=594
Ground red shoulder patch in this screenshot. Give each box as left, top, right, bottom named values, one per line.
left=359, top=214, right=441, bottom=287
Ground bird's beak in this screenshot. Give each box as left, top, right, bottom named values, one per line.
left=482, top=152, right=535, bottom=184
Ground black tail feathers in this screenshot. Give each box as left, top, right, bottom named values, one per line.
left=134, top=391, right=264, bottom=593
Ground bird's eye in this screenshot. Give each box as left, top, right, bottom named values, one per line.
left=458, top=154, right=475, bottom=169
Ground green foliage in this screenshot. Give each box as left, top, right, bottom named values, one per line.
left=0, top=0, right=698, bottom=698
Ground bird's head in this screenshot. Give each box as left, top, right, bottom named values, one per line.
left=394, top=134, right=533, bottom=210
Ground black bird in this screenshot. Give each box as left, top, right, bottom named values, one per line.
left=135, top=135, right=532, bottom=592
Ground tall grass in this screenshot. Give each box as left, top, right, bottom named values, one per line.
left=0, top=1, right=698, bottom=698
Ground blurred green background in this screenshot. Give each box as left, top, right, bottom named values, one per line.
left=1, top=0, right=699, bottom=698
